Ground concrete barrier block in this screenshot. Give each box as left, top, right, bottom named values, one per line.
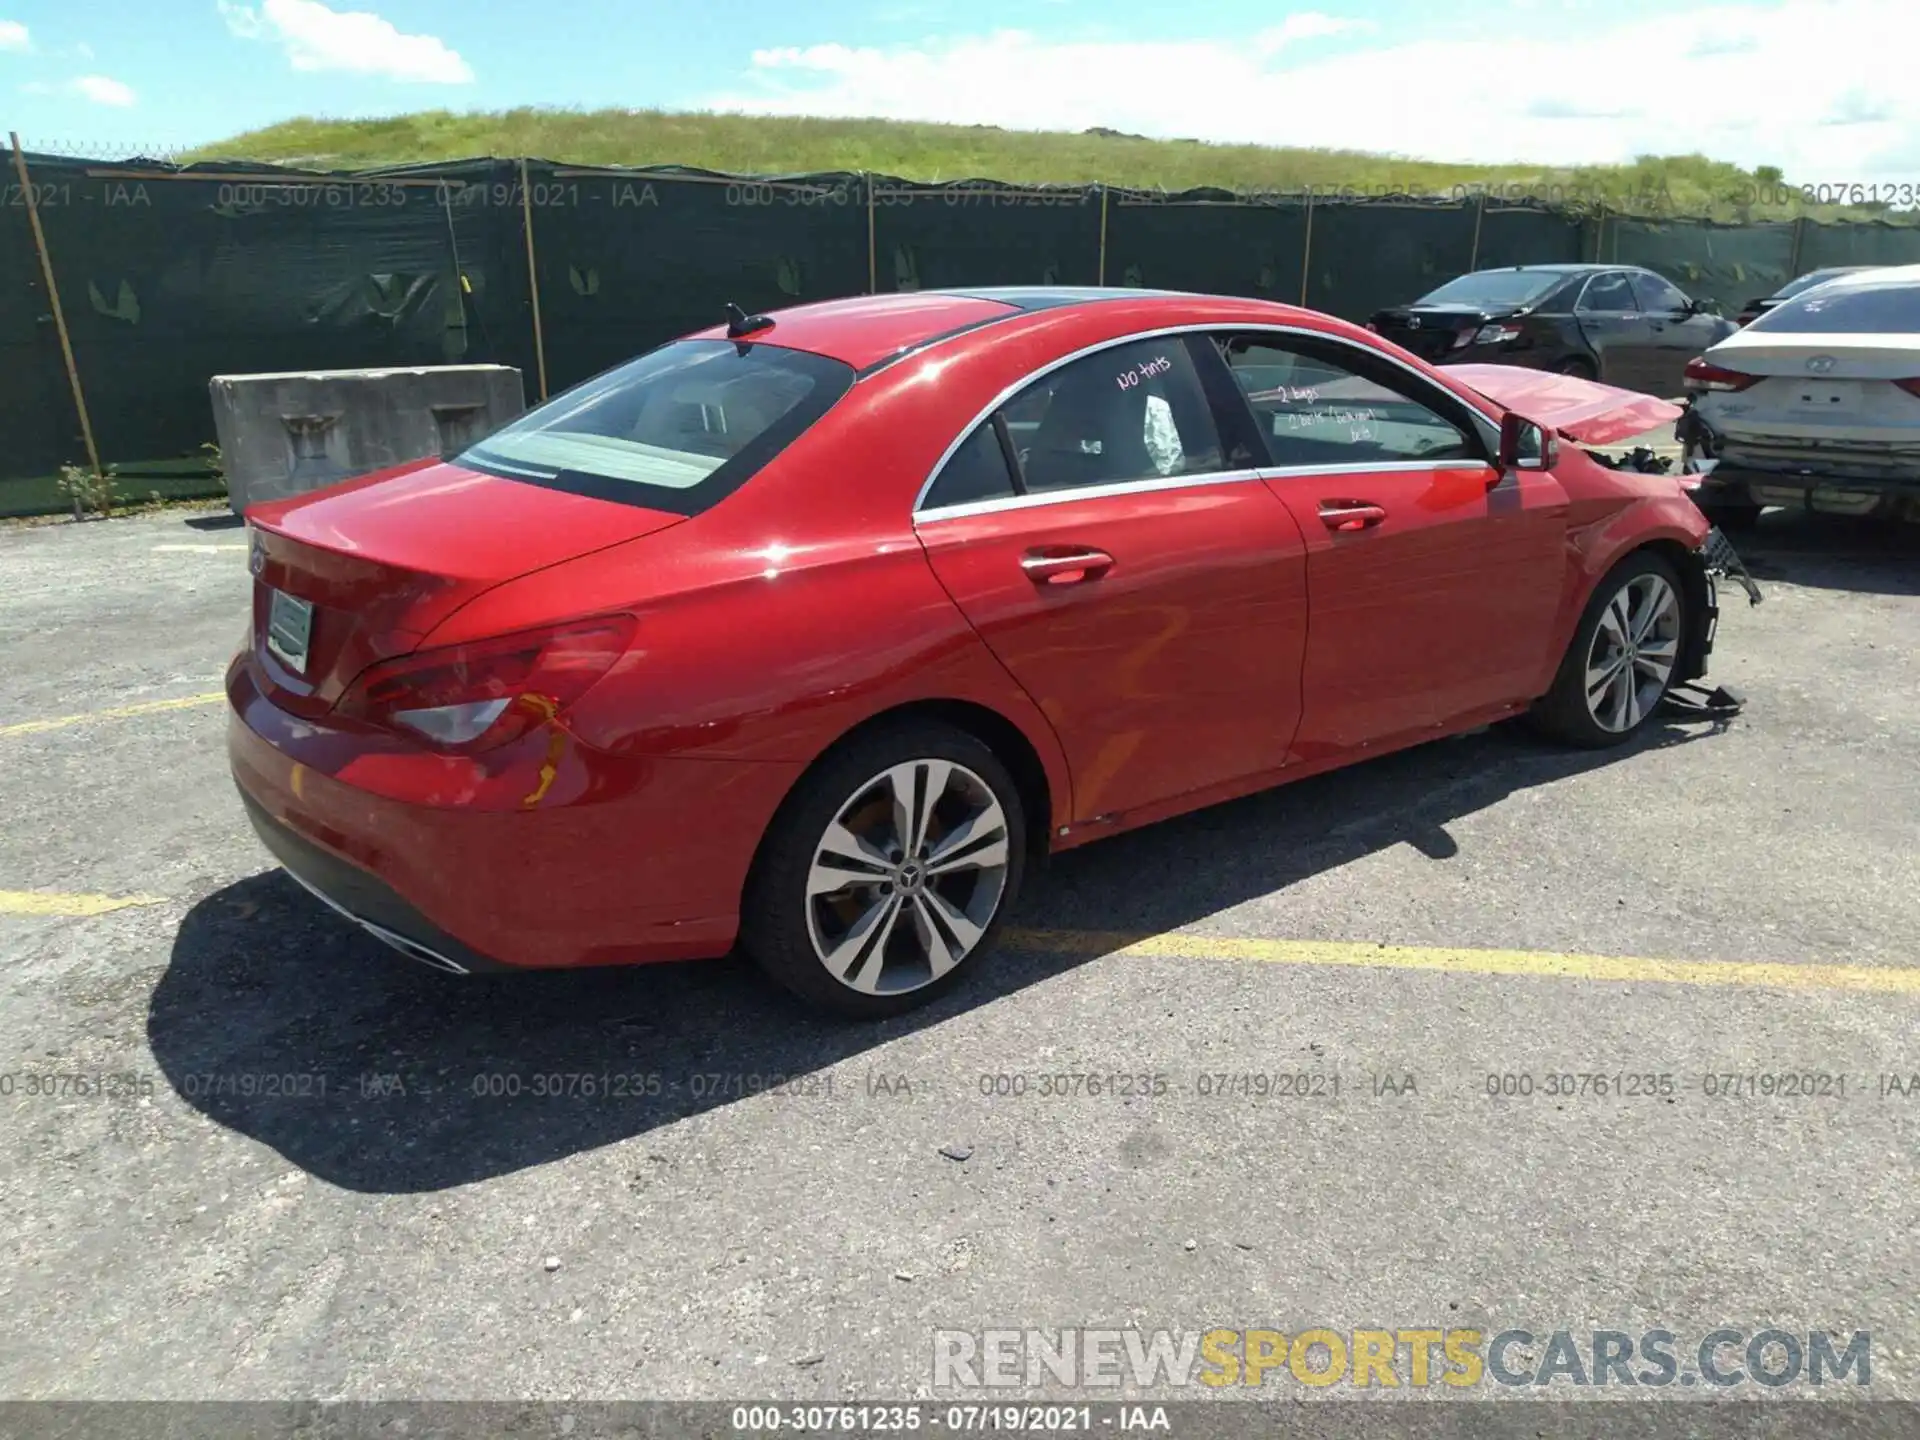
left=209, top=364, right=526, bottom=513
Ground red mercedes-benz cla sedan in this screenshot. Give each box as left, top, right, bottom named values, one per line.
left=229, top=286, right=1745, bottom=1016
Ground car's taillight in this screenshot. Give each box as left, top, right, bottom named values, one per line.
left=1471, top=323, right=1522, bottom=346
left=332, top=614, right=635, bottom=752
left=1893, top=378, right=1920, bottom=398
left=1684, top=356, right=1759, bottom=392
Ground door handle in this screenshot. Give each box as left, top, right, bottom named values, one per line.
left=1318, top=502, right=1387, bottom=532
left=1020, top=547, right=1114, bottom=584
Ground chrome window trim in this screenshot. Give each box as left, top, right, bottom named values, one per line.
left=918, top=467, right=1265, bottom=523
left=915, top=460, right=1496, bottom=524
left=909, top=321, right=1505, bottom=517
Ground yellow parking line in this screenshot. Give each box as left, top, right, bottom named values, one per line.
left=1008, top=928, right=1920, bottom=996
left=0, top=889, right=169, bottom=917
left=0, top=692, right=225, bottom=739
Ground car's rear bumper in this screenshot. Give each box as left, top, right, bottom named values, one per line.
left=1690, top=464, right=1920, bottom=516
left=237, top=788, right=510, bottom=974
left=1679, top=405, right=1920, bottom=514
left=226, top=656, right=803, bottom=971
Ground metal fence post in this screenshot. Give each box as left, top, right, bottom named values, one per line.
left=1298, top=188, right=1316, bottom=306
left=1467, top=189, right=1486, bottom=272
left=1097, top=188, right=1109, bottom=286
left=1788, top=214, right=1807, bottom=277
left=517, top=156, right=549, bottom=401
left=9, top=132, right=102, bottom=492
left=866, top=174, right=878, bottom=294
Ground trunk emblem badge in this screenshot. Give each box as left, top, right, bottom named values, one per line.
left=1806, top=355, right=1836, bottom=374
left=1408, top=317, right=1422, bottom=329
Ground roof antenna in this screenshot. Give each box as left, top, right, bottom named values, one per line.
left=726, top=302, right=774, bottom=338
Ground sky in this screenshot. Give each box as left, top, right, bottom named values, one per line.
left=1, top=0, right=1913, bottom=183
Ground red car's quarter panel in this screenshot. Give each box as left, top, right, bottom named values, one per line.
left=916, top=479, right=1311, bottom=823
left=227, top=659, right=801, bottom=967
left=244, top=458, right=684, bottom=718
left=1261, top=461, right=1569, bottom=761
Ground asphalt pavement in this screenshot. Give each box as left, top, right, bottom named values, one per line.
left=1, top=503, right=1917, bottom=1419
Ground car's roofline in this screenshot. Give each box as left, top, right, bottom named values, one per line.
left=1792, top=263, right=1920, bottom=290
left=684, top=288, right=1365, bottom=377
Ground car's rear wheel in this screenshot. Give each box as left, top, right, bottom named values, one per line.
left=1531, top=551, right=1687, bottom=748
left=742, top=722, right=1026, bottom=1018
left=1555, top=356, right=1597, bottom=381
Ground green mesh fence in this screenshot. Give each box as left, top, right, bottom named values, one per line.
left=869, top=178, right=1102, bottom=292
left=1595, top=216, right=1798, bottom=315
left=1101, top=191, right=1309, bottom=300
left=526, top=165, right=868, bottom=393
left=1797, top=219, right=1920, bottom=270
left=3, top=149, right=1917, bottom=515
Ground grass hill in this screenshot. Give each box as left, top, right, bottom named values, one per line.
left=188, top=108, right=1905, bottom=223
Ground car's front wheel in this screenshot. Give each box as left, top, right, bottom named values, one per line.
left=1531, top=551, right=1688, bottom=748
left=741, top=722, right=1027, bottom=1018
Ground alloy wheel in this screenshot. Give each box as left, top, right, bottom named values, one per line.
left=804, top=759, right=1011, bottom=995
left=1584, top=572, right=1680, bottom=733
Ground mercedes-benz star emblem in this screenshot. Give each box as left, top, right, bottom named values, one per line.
left=1806, top=355, right=1836, bottom=374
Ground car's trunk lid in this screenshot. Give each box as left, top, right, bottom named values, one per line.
left=244, top=457, right=683, bottom=716
left=1708, top=335, right=1920, bottom=380
left=1370, top=306, right=1506, bottom=362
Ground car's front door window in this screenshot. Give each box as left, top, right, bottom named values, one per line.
left=1214, top=335, right=1484, bottom=467
left=1631, top=272, right=1692, bottom=317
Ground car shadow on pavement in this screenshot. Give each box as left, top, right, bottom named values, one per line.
left=149, top=715, right=1728, bottom=1194
left=1730, top=511, right=1920, bottom=596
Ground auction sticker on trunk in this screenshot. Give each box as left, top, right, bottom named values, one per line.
left=1789, top=383, right=1858, bottom=416
left=266, top=589, right=314, bottom=674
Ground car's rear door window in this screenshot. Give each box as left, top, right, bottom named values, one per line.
left=1577, top=272, right=1639, bottom=312
left=458, top=339, right=855, bottom=515
left=923, top=421, right=1021, bottom=509
left=998, top=337, right=1226, bottom=494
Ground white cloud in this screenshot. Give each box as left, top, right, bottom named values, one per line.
left=713, top=0, right=1920, bottom=186
left=21, top=73, right=136, bottom=105
left=0, top=19, right=29, bottom=51
left=218, top=0, right=472, bottom=83
left=1252, top=11, right=1373, bottom=56
left=73, top=73, right=135, bottom=106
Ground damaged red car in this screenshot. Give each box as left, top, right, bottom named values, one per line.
left=228, top=287, right=1757, bottom=1017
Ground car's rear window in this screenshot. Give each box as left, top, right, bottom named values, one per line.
left=1747, top=281, right=1920, bottom=335
left=458, top=340, right=855, bottom=514
left=1415, top=271, right=1566, bottom=308
left=1771, top=268, right=1863, bottom=301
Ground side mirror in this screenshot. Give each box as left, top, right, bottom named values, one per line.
left=1498, top=411, right=1557, bottom=472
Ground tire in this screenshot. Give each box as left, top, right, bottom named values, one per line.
left=740, top=721, right=1028, bottom=1019
left=1555, top=356, right=1597, bottom=381
left=1530, top=550, right=1688, bottom=748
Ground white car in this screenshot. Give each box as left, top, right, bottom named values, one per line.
left=1677, top=264, right=1920, bottom=526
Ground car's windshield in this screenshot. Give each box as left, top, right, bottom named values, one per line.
left=1415, top=270, right=1566, bottom=308
left=458, top=339, right=855, bottom=514
left=1747, top=280, right=1920, bottom=334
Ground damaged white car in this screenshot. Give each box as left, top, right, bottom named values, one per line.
left=1676, top=264, right=1920, bottom=526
